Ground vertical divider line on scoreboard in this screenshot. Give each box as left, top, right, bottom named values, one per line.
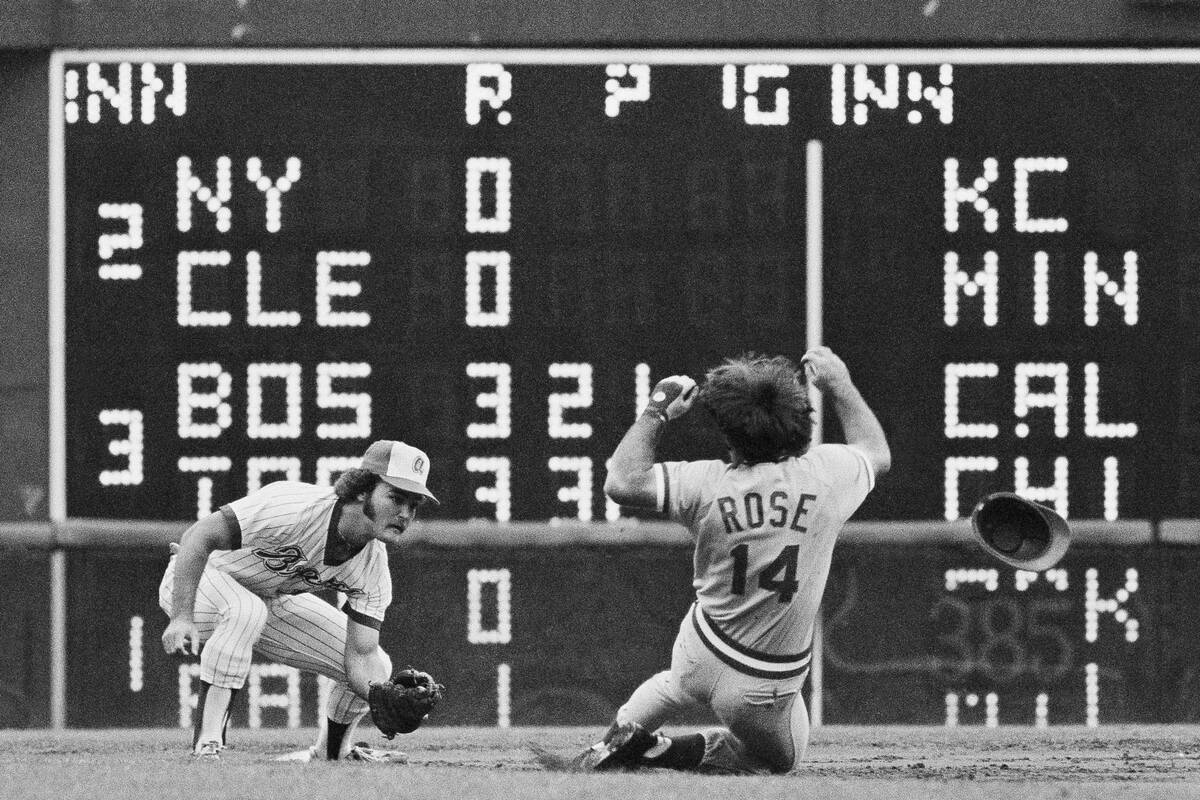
left=805, top=138, right=824, bottom=727
left=806, top=139, right=824, bottom=436
left=48, top=52, right=66, bottom=524
left=46, top=52, right=69, bottom=732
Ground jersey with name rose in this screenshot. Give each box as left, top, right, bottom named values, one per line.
left=207, top=481, right=392, bottom=629
left=656, top=444, right=874, bottom=660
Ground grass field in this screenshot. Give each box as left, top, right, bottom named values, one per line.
left=3, top=725, right=1200, bottom=799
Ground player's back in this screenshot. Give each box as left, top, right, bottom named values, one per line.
left=660, top=444, right=874, bottom=659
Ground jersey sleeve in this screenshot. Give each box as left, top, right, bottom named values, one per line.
left=655, top=460, right=726, bottom=529
left=342, top=545, right=392, bottom=630
left=222, top=483, right=297, bottom=550
left=805, top=443, right=877, bottom=521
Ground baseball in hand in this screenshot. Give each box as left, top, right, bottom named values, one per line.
left=645, top=376, right=698, bottom=421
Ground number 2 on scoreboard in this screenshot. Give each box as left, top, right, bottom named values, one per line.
left=730, top=543, right=800, bottom=602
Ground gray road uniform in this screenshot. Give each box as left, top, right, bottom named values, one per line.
left=616, top=443, right=875, bottom=773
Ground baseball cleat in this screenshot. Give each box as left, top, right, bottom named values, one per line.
left=192, top=740, right=224, bottom=762
left=345, top=742, right=409, bottom=763
left=273, top=745, right=319, bottom=763
left=527, top=742, right=580, bottom=772
left=586, top=721, right=659, bottom=771
left=570, top=742, right=613, bottom=771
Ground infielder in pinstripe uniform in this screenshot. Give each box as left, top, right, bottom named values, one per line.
left=159, top=440, right=438, bottom=762
left=579, top=347, right=890, bottom=774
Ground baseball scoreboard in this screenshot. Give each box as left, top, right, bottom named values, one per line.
left=53, top=50, right=1200, bottom=524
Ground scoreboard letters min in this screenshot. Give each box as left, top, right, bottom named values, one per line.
left=51, top=50, right=1200, bottom=523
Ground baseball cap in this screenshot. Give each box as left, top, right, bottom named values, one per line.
left=970, top=492, right=1070, bottom=571
left=361, top=440, right=439, bottom=505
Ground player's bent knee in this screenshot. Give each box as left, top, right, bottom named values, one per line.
left=224, top=595, right=269, bottom=633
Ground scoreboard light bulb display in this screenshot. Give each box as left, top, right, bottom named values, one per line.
left=53, top=50, right=1197, bottom=523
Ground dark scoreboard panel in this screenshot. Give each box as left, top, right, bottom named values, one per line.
left=55, top=51, right=1200, bottom=522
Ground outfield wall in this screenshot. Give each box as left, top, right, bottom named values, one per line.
left=3, top=519, right=1198, bottom=730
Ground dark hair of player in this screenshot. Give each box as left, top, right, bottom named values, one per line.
left=700, top=353, right=813, bottom=464
left=333, top=467, right=381, bottom=500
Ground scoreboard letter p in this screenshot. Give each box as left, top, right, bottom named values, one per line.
left=466, top=64, right=513, bottom=125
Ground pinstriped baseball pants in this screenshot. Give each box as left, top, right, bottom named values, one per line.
left=159, top=555, right=389, bottom=724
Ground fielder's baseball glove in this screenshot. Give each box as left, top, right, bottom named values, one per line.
left=368, top=667, right=445, bottom=738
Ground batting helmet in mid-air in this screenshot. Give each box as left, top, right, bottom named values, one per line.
left=970, top=492, right=1071, bottom=571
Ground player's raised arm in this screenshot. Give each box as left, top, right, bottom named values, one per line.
left=801, top=346, right=891, bottom=479
left=161, top=511, right=238, bottom=655
left=604, top=375, right=698, bottom=508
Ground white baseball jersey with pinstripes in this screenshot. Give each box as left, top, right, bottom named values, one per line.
left=654, top=444, right=874, bottom=678
left=208, top=481, right=392, bottom=628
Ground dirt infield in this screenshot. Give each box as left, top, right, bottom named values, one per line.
left=1, top=725, right=1199, bottom=799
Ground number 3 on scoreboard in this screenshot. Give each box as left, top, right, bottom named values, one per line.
left=729, top=543, right=800, bottom=602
